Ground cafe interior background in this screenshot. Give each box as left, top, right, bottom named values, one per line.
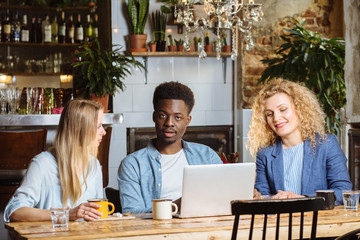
left=1, top=0, right=360, bottom=238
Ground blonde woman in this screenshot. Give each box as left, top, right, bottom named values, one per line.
left=4, top=99, right=106, bottom=222
left=248, top=79, right=351, bottom=204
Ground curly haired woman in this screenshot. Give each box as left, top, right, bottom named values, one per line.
left=248, top=79, right=352, bottom=204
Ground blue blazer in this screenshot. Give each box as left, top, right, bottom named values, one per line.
left=254, top=134, right=352, bottom=205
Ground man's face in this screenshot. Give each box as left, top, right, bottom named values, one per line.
left=153, top=99, right=191, bottom=146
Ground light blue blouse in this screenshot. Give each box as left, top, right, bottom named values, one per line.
left=283, top=142, right=304, bottom=195
left=4, top=151, right=103, bottom=222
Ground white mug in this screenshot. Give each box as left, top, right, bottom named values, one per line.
left=152, top=199, right=178, bottom=220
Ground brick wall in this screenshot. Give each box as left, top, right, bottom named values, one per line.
left=239, top=0, right=344, bottom=109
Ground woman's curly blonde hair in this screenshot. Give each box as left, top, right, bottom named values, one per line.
left=247, top=78, right=327, bottom=157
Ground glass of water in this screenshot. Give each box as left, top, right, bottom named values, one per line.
left=50, top=207, right=70, bottom=229
left=342, top=190, right=360, bottom=210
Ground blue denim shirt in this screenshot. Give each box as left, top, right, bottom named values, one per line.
left=254, top=134, right=352, bottom=205
left=117, top=139, right=222, bottom=213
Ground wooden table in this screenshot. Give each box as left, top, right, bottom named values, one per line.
left=5, top=206, right=360, bottom=240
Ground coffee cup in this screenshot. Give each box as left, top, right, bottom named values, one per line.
left=316, top=190, right=336, bottom=210
left=88, top=198, right=115, bottom=219
left=152, top=199, right=178, bottom=220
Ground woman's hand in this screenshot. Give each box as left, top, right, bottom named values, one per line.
left=272, top=190, right=305, bottom=199
left=69, top=202, right=102, bottom=221
left=253, top=188, right=261, bottom=199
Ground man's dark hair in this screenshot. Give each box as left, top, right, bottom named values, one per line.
left=153, top=81, right=195, bottom=114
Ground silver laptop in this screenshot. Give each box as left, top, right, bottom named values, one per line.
left=177, top=162, right=256, bottom=218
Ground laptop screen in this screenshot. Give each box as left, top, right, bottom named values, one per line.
left=178, top=163, right=256, bottom=218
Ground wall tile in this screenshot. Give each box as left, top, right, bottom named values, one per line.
left=190, top=84, right=213, bottom=111
left=188, top=111, right=206, bottom=126
left=173, top=57, right=199, bottom=83
left=199, top=58, right=223, bottom=83
left=108, top=167, right=120, bottom=188
left=124, top=112, right=153, bottom=127
left=147, top=58, right=174, bottom=83
left=132, top=84, right=157, bottom=112
left=242, top=109, right=253, bottom=137
left=113, top=86, right=133, bottom=112
left=205, top=111, right=233, bottom=125
left=210, top=84, right=233, bottom=111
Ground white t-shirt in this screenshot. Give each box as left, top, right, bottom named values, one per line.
left=160, top=149, right=188, bottom=200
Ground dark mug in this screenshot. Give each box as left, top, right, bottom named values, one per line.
left=316, top=190, right=336, bottom=210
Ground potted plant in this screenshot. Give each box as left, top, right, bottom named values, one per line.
left=150, top=10, right=167, bottom=52
left=174, top=38, right=184, bottom=52
left=148, top=41, right=157, bottom=52
left=221, top=33, right=230, bottom=52
left=204, top=31, right=211, bottom=53
left=185, top=39, right=194, bottom=52
left=258, top=18, right=345, bottom=134
left=126, top=0, right=149, bottom=52
left=168, top=34, right=175, bottom=52
left=159, top=0, right=180, bottom=23
left=72, top=39, right=145, bottom=111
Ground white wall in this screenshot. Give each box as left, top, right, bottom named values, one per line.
left=107, top=0, right=234, bottom=188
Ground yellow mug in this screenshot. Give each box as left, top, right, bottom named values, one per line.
left=88, top=198, right=115, bottom=219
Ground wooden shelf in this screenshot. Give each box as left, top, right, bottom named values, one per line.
left=0, top=72, right=70, bottom=76
left=130, top=52, right=232, bottom=58
left=0, top=4, right=96, bottom=11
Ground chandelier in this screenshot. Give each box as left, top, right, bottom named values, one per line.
left=174, top=0, right=263, bottom=60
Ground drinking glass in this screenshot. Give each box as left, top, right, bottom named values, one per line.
left=26, top=87, right=33, bottom=114
left=0, top=88, right=8, bottom=114
left=343, top=190, right=360, bottom=210
left=50, top=207, right=70, bottom=229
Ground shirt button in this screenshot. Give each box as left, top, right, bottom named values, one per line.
left=159, top=168, right=161, bottom=171
left=158, top=184, right=161, bottom=187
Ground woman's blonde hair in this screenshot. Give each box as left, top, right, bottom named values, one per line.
left=247, top=79, right=327, bottom=157
left=54, top=99, right=103, bottom=206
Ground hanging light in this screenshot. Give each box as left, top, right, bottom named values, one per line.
left=175, top=0, right=263, bottom=60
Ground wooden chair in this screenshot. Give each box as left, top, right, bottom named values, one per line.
left=105, top=187, right=122, bottom=213
left=0, top=129, right=47, bottom=202
left=231, top=197, right=325, bottom=240
left=97, top=126, right=112, bottom=188
left=335, top=228, right=360, bottom=240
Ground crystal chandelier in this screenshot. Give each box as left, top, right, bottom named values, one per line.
left=174, top=0, right=263, bottom=60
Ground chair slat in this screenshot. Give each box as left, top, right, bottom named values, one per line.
left=231, top=197, right=325, bottom=240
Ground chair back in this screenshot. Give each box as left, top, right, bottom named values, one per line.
left=0, top=129, right=48, bottom=170
left=97, top=127, right=112, bottom=188
left=0, top=129, right=47, bottom=201
left=105, top=187, right=121, bottom=213
left=335, top=227, right=360, bottom=240
left=231, top=197, right=325, bottom=240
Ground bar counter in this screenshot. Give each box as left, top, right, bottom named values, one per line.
left=0, top=113, right=124, bottom=127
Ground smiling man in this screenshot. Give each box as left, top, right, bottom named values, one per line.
left=117, top=81, right=222, bottom=213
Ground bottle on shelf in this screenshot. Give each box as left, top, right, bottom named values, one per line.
left=51, top=15, right=58, bottom=43
left=92, top=13, right=98, bottom=39
left=66, top=14, right=75, bottom=44
left=11, top=10, right=20, bottom=42
left=0, top=13, right=3, bottom=42
left=3, top=13, right=12, bottom=42
left=42, top=15, right=51, bottom=43
left=58, top=11, right=66, bottom=44
left=85, top=14, right=92, bottom=43
left=53, top=53, right=60, bottom=73
left=20, top=14, right=29, bottom=43
left=75, top=13, right=84, bottom=44
left=36, top=18, right=43, bottom=43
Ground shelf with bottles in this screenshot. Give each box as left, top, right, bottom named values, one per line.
left=0, top=42, right=80, bottom=47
